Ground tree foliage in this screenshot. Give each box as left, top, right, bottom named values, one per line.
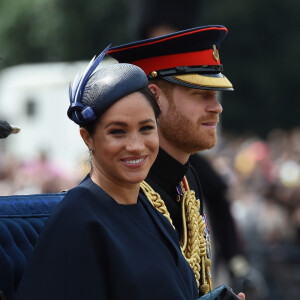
left=0, top=0, right=299, bottom=135
left=0, top=0, right=129, bottom=67
left=200, top=0, right=300, bottom=136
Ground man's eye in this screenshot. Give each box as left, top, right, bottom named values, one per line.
left=193, top=92, right=205, bottom=96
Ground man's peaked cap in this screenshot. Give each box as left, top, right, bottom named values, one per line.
left=108, top=25, right=233, bottom=91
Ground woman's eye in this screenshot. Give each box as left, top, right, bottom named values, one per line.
left=140, top=125, right=154, bottom=132
left=109, top=129, right=125, bottom=135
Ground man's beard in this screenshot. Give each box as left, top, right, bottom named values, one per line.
left=158, top=102, right=218, bottom=154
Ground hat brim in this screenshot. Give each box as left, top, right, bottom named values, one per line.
left=164, top=73, right=233, bottom=91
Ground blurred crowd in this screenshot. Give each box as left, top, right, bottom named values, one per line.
left=1, top=126, right=300, bottom=298
left=208, top=127, right=300, bottom=247
left=0, top=148, right=83, bottom=196
left=2, top=127, right=300, bottom=244
left=1, top=127, right=300, bottom=244
left=206, top=127, right=300, bottom=299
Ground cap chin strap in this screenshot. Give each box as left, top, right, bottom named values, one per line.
left=148, top=65, right=223, bottom=79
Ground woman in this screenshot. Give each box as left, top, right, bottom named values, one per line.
left=15, top=46, right=199, bottom=300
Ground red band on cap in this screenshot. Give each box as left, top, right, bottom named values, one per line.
left=131, top=50, right=220, bottom=76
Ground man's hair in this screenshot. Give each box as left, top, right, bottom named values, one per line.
left=149, top=78, right=175, bottom=103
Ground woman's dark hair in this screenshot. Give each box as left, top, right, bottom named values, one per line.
left=83, top=87, right=160, bottom=135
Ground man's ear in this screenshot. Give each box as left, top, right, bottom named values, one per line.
left=80, top=127, right=93, bottom=151
left=148, top=83, right=162, bottom=108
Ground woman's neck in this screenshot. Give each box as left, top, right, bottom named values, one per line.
left=90, top=169, right=140, bottom=205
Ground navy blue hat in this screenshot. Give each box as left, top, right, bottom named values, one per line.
left=67, top=46, right=149, bottom=126
left=107, top=25, right=233, bottom=91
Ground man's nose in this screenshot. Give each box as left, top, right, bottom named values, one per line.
left=206, top=96, right=223, bottom=114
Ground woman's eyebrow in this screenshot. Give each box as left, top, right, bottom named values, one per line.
left=105, top=119, right=156, bottom=129
left=104, top=121, right=127, bottom=129
left=139, top=119, right=156, bottom=125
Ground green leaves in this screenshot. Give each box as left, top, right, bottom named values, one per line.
left=0, top=0, right=129, bottom=67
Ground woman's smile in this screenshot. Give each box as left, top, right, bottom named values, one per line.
left=85, top=92, right=159, bottom=186
left=121, top=155, right=148, bottom=168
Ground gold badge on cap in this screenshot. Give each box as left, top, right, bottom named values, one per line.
left=213, top=45, right=220, bottom=62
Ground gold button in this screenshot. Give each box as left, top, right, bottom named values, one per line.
left=150, top=71, right=158, bottom=77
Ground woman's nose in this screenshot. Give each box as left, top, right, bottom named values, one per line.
left=126, top=134, right=145, bottom=152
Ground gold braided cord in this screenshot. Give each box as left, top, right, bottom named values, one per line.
left=180, top=178, right=212, bottom=294
left=140, top=179, right=212, bottom=294
left=140, top=181, right=175, bottom=229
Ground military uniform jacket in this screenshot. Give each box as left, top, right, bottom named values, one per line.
left=145, top=148, right=204, bottom=238
left=15, top=175, right=198, bottom=300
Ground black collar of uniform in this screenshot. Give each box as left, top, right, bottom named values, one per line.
left=149, top=147, right=189, bottom=187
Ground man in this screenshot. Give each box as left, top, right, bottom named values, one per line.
left=0, top=120, right=20, bottom=139
left=107, top=25, right=245, bottom=299
left=135, top=20, right=262, bottom=297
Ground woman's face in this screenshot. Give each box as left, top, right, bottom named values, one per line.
left=81, top=92, right=159, bottom=186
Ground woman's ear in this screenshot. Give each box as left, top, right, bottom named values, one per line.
left=80, top=127, right=93, bottom=151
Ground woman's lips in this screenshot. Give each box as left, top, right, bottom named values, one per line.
left=121, top=156, right=147, bottom=168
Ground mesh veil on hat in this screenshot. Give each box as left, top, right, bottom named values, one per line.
left=107, top=25, right=233, bottom=91
left=68, top=46, right=149, bottom=126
